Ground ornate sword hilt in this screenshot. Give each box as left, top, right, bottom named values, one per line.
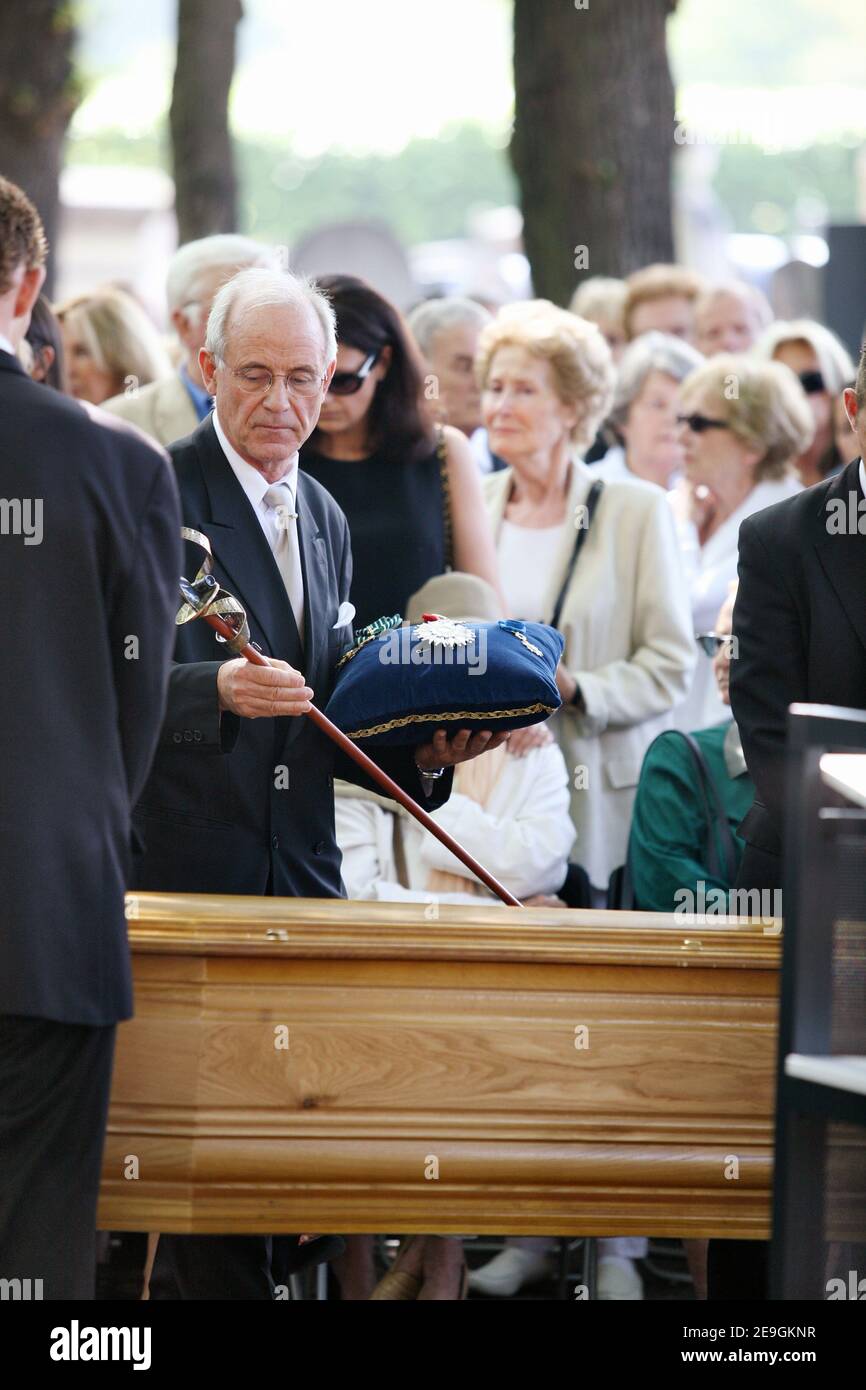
left=176, top=526, right=253, bottom=657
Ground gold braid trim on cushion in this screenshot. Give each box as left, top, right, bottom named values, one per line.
left=344, top=702, right=557, bottom=740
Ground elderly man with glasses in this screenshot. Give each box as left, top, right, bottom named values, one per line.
left=135, top=267, right=507, bottom=1300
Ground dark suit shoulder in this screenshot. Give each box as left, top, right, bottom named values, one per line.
left=741, top=461, right=861, bottom=551
left=0, top=364, right=172, bottom=501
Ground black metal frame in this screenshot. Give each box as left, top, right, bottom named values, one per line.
left=771, top=704, right=866, bottom=1300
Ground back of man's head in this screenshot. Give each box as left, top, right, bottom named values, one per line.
left=855, top=343, right=866, bottom=411
left=0, top=178, right=48, bottom=345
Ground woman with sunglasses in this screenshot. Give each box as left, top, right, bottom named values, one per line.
left=671, top=354, right=813, bottom=731
left=299, top=275, right=502, bottom=630
left=752, top=319, right=855, bottom=487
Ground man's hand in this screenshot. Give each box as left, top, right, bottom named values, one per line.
left=217, top=657, right=313, bottom=719
left=414, top=727, right=511, bottom=770
left=522, top=894, right=568, bottom=909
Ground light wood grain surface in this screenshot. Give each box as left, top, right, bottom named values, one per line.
left=98, top=893, right=780, bottom=1237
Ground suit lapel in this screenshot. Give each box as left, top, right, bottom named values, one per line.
left=814, top=459, right=866, bottom=656
left=296, top=473, right=330, bottom=692
left=194, top=419, right=303, bottom=664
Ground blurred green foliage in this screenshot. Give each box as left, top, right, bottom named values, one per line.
left=66, top=121, right=859, bottom=248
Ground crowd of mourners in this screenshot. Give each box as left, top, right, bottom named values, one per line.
left=9, top=213, right=864, bottom=1300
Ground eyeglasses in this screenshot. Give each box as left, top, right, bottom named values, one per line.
left=798, top=369, right=826, bottom=395
left=677, top=412, right=731, bottom=434
left=220, top=359, right=326, bottom=397
left=697, top=632, right=729, bottom=657
left=327, top=352, right=378, bottom=397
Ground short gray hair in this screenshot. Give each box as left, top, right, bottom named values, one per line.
left=166, top=234, right=278, bottom=315
left=407, top=296, right=492, bottom=357
left=569, top=276, right=627, bottom=327
left=608, top=331, right=704, bottom=431
left=205, top=267, right=338, bottom=366
left=694, top=280, right=773, bottom=333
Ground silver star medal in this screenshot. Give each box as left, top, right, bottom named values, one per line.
left=412, top=612, right=475, bottom=650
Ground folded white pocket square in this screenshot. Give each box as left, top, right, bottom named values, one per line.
left=333, top=601, right=356, bottom=630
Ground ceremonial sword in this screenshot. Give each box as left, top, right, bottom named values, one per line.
left=177, top=527, right=522, bottom=907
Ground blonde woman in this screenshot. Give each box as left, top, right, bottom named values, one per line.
left=752, top=318, right=854, bottom=487
left=671, top=353, right=813, bottom=731
left=478, top=300, right=695, bottom=899
left=57, top=287, right=172, bottom=405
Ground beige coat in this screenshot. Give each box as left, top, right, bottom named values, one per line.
left=102, top=372, right=199, bottom=446
left=485, top=461, right=696, bottom=888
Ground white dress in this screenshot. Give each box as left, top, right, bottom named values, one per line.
left=670, top=474, right=802, bottom=732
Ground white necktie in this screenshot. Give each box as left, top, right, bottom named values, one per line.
left=263, top=481, right=305, bottom=645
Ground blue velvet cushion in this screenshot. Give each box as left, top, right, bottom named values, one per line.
left=325, top=617, right=563, bottom=746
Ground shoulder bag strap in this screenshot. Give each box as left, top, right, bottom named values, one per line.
left=550, top=479, right=604, bottom=631
left=436, top=425, right=454, bottom=571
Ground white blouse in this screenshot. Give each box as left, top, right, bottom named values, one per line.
left=497, top=519, right=568, bottom=621
left=670, top=473, right=802, bottom=732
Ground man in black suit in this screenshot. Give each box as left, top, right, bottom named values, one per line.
left=731, top=357, right=866, bottom=892
left=0, top=178, right=181, bottom=1299
left=139, top=266, right=508, bottom=1298
left=716, top=349, right=866, bottom=1301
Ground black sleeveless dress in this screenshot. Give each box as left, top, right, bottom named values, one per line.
left=299, top=440, right=449, bottom=630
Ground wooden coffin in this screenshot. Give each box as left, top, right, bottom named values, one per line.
left=98, top=893, right=780, bottom=1238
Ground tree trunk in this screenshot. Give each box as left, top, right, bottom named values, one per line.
left=0, top=0, right=80, bottom=297
left=170, top=0, right=242, bottom=245
left=511, top=0, right=678, bottom=304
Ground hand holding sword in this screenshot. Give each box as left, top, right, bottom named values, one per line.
left=177, top=528, right=521, bottom=906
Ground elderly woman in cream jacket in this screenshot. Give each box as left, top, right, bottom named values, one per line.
left=478, top=301, right=695, bottom=896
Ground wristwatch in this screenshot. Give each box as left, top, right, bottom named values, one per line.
left=415, top=761, right=446, bottom=794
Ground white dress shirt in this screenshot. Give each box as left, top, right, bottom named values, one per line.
left=860, top=458, right=865, bottom=497
left=212, top=409, right=305, bottom=640
left=0, top=332, right=15, bottom=355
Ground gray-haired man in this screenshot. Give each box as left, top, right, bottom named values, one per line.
left=103, top=234, right=277, bottom=444
left=138, top=268, right=507, bottom=1298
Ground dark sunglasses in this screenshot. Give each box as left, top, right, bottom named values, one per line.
left=798, top=369, right=826, bottom=395
left=697, top=632, right=728, bottom=657
left=327, top=352, right=378, bottom=397
left=677, top=413, right=731, bottom=434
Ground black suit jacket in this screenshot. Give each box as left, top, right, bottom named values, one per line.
left=730, top=458, right=866, bottom=859
left=131, top=417, right=451, bottom=900
left=0, top=350, right=181, bottom=1025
